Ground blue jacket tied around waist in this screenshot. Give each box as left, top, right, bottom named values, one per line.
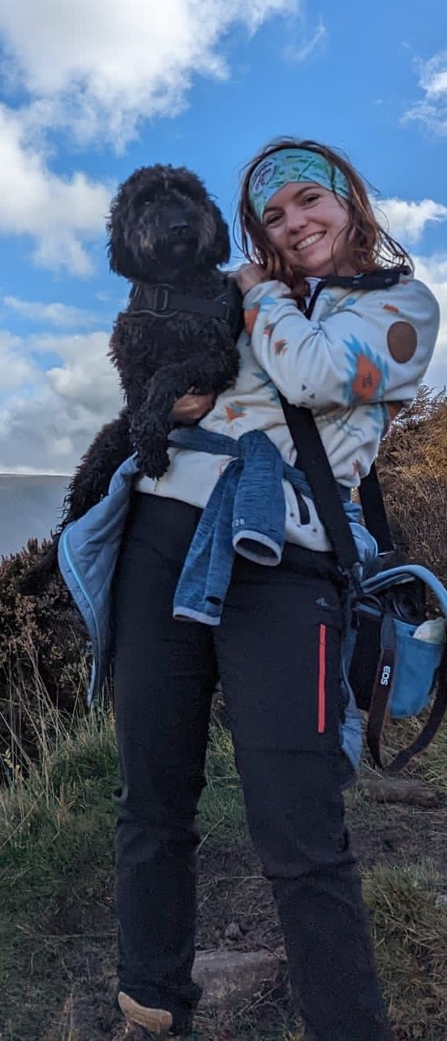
left=171, top=426, right=314, bottom=624
left=58, top=428, right=377, bottom=768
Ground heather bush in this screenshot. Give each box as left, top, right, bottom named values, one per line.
left=377, top=387, right=447, bottom=584
left=0, top=538, right=87, bottom=771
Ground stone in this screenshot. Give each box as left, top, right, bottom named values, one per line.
left=193, top=949, right=279, bottom=1009
left=224, top=921, right=242, bottom=941
left=358, top=775, right=439, bottom=807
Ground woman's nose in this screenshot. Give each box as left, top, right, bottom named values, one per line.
left=285, top=207, right=306, bottom=233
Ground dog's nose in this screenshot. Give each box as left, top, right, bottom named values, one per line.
left=169, top=220, right=189, bottom=232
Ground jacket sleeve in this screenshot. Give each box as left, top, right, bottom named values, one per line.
left=243, top=277, right=440, bottom=410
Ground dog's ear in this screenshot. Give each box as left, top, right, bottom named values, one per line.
left=106, top=200, right=126, bottom=275
left=201, top=202, right=231, bottom=267
left=107, top=208, right=120, bottom=274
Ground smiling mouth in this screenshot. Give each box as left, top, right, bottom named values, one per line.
left=293, top=231, right=325, bottom=252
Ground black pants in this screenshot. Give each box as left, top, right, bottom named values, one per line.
left=112, top=494, right=392, bottom=1040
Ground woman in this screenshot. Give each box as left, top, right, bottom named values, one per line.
left=61, top=139, right=439, bottom=1040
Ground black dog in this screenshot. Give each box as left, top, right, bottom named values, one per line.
left=108, top=163, right=241, bottom=477
left=20, top=164, right=242, bottom=593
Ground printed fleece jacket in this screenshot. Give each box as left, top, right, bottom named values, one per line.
left=137, top=270, right=440, bottom=553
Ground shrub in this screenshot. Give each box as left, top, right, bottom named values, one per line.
left=377, top=387, right=447, bottom=583
left=0, top=538, right=87, bottom=772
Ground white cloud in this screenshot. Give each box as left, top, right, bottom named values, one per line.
left=3, top=295, right=102, bottom=328
left=0, top=104, right=111, bottom=276
left=0, top=0, right=296, bottom=149
left=0, top=329, right=123, bottom=473
left=0, top=330, right=38, bottom=389
left=404, top=50, right=447, bottom=136
left=284, top=17, right=327, bottom=63
left=0, top=0, right=297, bottom=274
left=375, top=197, right=447, bottom=245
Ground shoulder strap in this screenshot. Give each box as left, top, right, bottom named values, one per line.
left=280, top=394, right=394, bottom=553
left=278, top=393, right=360, bottom=580
left=358, top=464, right=394, bottom=553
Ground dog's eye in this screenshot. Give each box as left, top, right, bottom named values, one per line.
left=135, top=192, right=155, bottom=209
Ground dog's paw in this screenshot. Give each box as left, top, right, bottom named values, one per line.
left=137, top=443, right=171, bottom=480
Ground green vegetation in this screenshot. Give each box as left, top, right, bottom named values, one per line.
left=1, top=692, right=447, bottom=1040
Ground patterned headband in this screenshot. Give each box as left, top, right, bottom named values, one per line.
left=248, top=147, right=350, bottom=219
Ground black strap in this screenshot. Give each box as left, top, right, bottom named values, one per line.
left=129, top=283, right=232, bottom=322
left=367, top=639, right=447, bottom=773
left=280, top=396, right=393, bottom=555
left=323, top=268, right=409, bottom=292
left=358, top=464, right=394, bottom=553
left=278, top=394, right=361, bottom=582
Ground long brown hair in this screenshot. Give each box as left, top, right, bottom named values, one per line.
left=236, top=137, right=413, bottom=302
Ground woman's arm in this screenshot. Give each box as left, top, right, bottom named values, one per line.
left=243, top=277, right=440, bottom=411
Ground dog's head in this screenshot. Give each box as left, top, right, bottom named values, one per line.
left=107, top=164, right=231, bottom=281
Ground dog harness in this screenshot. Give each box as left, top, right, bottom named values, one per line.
left=128, top=281, right=239, bottom=324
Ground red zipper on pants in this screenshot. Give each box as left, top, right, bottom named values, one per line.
left=318, top=624, right=327, bottom=733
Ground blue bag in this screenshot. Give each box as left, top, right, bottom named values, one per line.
left=348, top=564, right=447, bottom=772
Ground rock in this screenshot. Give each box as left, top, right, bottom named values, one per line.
left=381, top=827, right=405, bottom=851
left=193, top=948, right=279, bottom=1009
left=357, top=775, right=439, bottom=807
left=224, top=921, right=242, bottom=941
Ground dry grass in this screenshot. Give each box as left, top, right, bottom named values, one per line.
left=377, top=387, right=447, bottom=583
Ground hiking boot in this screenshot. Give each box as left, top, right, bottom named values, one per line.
left=115, top=992, right=197, bottom=1040
left=117, top=992, right=173, bottom=1037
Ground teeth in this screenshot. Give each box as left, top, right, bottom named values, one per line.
left=295, top=232, right=324, bottom=251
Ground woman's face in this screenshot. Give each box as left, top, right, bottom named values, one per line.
left=261, top=181, right=352, bottom=277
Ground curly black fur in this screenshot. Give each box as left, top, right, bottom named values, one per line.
left=20, top=164, right=242, bottom=594
left=107, top=163, right=241, bottom=477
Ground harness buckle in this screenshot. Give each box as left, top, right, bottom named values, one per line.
left=152, top=285, right=171, bottom=312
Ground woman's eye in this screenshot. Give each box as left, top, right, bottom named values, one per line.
left=264, top=213, right=281, bottom=226
left=304, top=193, right=320, bottom=204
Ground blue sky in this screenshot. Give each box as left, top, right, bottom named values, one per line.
left=0, top=0, right=446, bottom=473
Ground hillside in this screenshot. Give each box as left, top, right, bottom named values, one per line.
left=0, top=474, right=69, bottom=558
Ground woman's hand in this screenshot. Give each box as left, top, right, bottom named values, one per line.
left=170, top=389, right=216, bottom=423
left=230, top=262, right=268, bottom=295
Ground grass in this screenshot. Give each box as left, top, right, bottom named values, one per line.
left=0, top=684, right=119, bottom=1041
left=363, top=705, right=447, bottom=795
left=0, top=685, right=447, bottom=1040
left=365, top=861, right=447, bottom=1040
left=198, top=722, right=248, bottom=849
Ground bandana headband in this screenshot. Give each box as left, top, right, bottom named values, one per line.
left=248, top=147, right=350, bottom=220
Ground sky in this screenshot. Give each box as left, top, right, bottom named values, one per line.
left=0, top=0, right=446, bottom=475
